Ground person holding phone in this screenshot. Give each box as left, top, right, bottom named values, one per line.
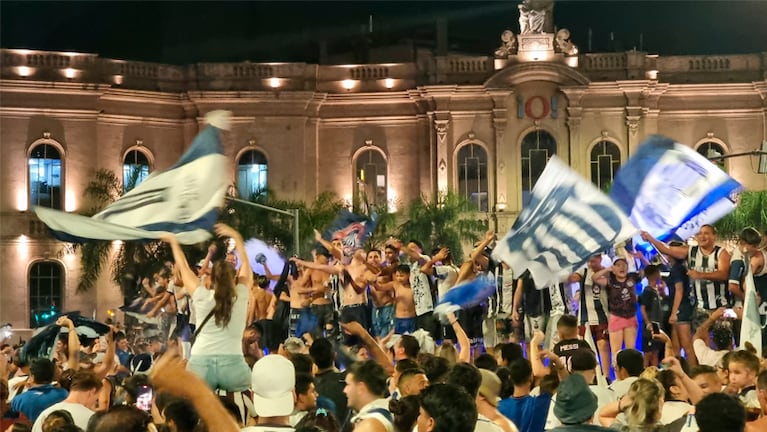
left=639, top=265, right=666, bottom=367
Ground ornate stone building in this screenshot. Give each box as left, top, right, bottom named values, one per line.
left=1, top=8, right=766, bottom=332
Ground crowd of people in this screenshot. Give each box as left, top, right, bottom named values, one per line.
left=1, top=221, right=766, bottom=432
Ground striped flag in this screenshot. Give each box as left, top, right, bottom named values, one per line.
left=739, top=268, right=762, bottom=358
left=34, top=110, right=231, bottom=245
left=609, top=135, right=742, bottom=243
left=492, top=156, right=636, bottom=287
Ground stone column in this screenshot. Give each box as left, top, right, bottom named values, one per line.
left=625, top=108, right=642, bottom=155
left=433, top=118, right=450, bottom=198
left=566, top=107, right=582, bottom=172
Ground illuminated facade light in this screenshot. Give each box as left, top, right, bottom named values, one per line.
left=17, top=190, right=28, bottom=211
left=384, top=78, right=394, bottom=89
left=342, top=79, right=356, bottom=90
left=18, top=66, right=30, bottom=77
left=64, top=68, right=76, bottom=79
left=646, top=70, right=658, bottom=80
left=113, top=75, right=124, bottom=85
left=65, top=191, right=76, bottom=212
left=269, top=77, right=281, bottom=88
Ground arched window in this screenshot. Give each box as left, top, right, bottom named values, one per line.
left=237, top=150, right=268, bottom=199
left=29, top=144, right=62, bottom=209
left=29, top=261, right=64, bottom=327
left=697, top=141, right=726, bottom=170
left=590, top=141, right=621, bottom=191
left=457, top=144, right=488, bottom=211
left=355, top=149, right=387, bottom=207
left=122, top=149, right=151, bottom=192
left=521, top=130, right=557, bottom=205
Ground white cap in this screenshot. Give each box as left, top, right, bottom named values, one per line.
left=251, top=354, right=295, bottom=417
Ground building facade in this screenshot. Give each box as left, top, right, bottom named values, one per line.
left=1, top=24, right=766, bottom=332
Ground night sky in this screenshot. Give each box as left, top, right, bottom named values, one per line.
left=2, top=1, right=767, bottom=64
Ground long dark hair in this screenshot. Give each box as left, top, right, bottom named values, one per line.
left=210, top=260, right=237, bottom=327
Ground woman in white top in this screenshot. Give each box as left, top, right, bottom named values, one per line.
left=160, top=224, right=253, bottom=392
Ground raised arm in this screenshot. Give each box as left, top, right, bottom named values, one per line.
left=469, top=230, right=496, bottom=263
left=56, top=316, right=80, bottom=371
left=290, top=257, right=342, bottom=275
left=341, top=321, right=395, bottom=377
left=421, top=248, right=449, bottom=276
left=151, top=355, right=241, bottom=432
left=314, top=229, right=343, bottom=261
left=640, top=231, right=688, bottom=260
left=93, top=328, right=116, bottom=379
left=215, top=223, right=253, bottom=288
left=160, top=233, right=200, bottom=297
left=447, top=312, right=471, bottom=363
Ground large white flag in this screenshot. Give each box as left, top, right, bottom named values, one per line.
left=35, top=111, right=231, bottom=245
left=739, top=268, right=762, bottom=358
left=492, top=156, right=636, bottom=287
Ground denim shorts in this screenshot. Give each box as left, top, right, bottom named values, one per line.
left=373, top=304, right=394, bottom=337
left=394, top=317, right=416, bottom=335
left=187, top=354, right=251, bottom=392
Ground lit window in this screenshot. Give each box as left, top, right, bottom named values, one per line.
left=237, top=150, right=268, bottom=199
left=697, top=142, right=727, bottom=171
left=29, top=261, right=63, bottom=327
left=521, top=130, right=557, bottom=205
left=355, top=150, right=387, bottom=208
left=457, top=144, right=488, bottom=211
left=122, top=150, right=150, bottom=192
left=590, top=141, right=621, bottom=192
left=29, top=144, right=62, bottom=209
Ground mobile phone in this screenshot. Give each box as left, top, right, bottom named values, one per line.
left=723, top=308, right=737, bottom=319
left=135, top=385, right=153, bottom=412
left=651, top=322, right=660, bottom=334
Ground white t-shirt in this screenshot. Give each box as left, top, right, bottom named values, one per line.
left=434, top=264, right=459, bottom=300
left=693, top=339, right=728, bottom=367
left=409, top=260, right=434, bottom=316
left=608, top=376, right=638, bottom=400
left=7, top=375, right=28, bottom=402
left=191, top=283, right=250, bottom=356
left=32, top=402, right=94, bottom=432
left=476, top=414, right=506, bottom=432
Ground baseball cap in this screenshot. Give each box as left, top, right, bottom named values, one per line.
left=251, top=354, right=296, bottom=417
left=478, top=369, right=501, bottom=407
left=554, top=374, right=598, bottom=424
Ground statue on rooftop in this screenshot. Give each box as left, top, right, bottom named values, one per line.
left=518, top=0, right=554, bottom=34
left=494, top=30, right=517, bottom=58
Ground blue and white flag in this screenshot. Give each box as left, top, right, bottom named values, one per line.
left=322, top=210, right=378, bottom=257
left=492, top=156, right=636, bottom=287
left=35, top=111, right=231, bottom=245
left=433, top=275, right=496, bottom=317
left=739, top=268, right=762, bottom=358
left=609, top=135, right=742, bottom=243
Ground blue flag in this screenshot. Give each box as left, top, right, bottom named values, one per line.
left=322, top=210, right=378, bottom=257
left=492, top=156, right=636, bottom=287
left=609, top=135, right=742, bottom=243
left=35, top=111, right=231, bottom=245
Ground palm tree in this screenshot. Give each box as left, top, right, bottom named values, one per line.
left=76, top=168, right=179, bottom=294
left=396, top=192, right=488, bottom=262
left=714, top=190, right=767, bottom=238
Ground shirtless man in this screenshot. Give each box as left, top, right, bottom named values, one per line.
left=366, top=249, right=393, bottom=339
left=299, top=251, right=335, bottom=338
left=246, top=273, right=276, bottom=324
left=293, top=248, right=371, bottom=332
